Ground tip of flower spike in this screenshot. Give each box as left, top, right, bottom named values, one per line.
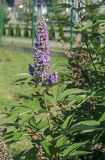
left=40, top=16, right=46, bottom=25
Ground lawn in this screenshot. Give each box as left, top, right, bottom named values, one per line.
left=2, top=36, right=68, bottom=53
left=0, top=48, right=67, bottom=108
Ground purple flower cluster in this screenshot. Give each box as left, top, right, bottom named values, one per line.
left=29, top=16, right=58, bottom=85
left=92, top=0, right=98, bottom=4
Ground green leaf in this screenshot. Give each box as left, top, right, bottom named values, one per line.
left=71, top=120, right=100, bottom=128
left=61, top=88, right=88, bottom=101
left=46, top=135, right=53, bottom=141
left=13, top=107, right=32, bottom=115
left=92, top=133, right=103, bottom=144
left=19, top=114, right=33, bottom=126
left=58, top=3, right=72, bottom=9
left=12, top=77, right=28, bottom=85
left=67, top=95, right=87, bottom=102
left=0, top=106, right=32, bottom=125
left=77, top=21, right=93, bottom=32
left=56, top=135, right=67, bottom=148
left=45, top=85, right=62, bottom=105
left=99, top=112, right=105, bottom=122
left=69, top=150, right=90, bottom=157
left=62, top=114, right=73, bottom=129
left=28, top=116, right=36, bottom=128
left=97, top=102, right=105, bottom=106
left=24, top=98, right=41, bottom=113
left=63, top=141, right=88, bottom=157
left=12, top=131, right=27, bottom=141
left=4, top=131, right=26, bottom=141
left=40, top=140, right=51, bottom=155
left=37, top=118, right=48, bottom=131
left=70, top=120, right=101, bottom=134
left=70, top=125, right=101, bottom=134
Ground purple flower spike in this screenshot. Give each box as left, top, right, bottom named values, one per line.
left=29, top=16, right=58, bottom=86
left=92, top=0, right=97, bottom=4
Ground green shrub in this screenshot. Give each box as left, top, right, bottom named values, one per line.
left=49, top=24, right=55, bottom=40
left=8, top=24, right=14, bottom=36
left=16, top=24, right=21, bottom=37
left=59, top=25, right=64, bottom=39
left=24, top=25, right=28, bottom=37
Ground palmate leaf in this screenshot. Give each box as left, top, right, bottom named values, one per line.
left=63, top=141, right=88, bottom=157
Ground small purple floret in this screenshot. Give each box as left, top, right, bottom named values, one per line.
left=48, top=73, right=58, bottom=84
left=29, top=64, right=35, bottom=76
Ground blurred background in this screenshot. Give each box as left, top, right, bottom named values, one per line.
left=0, top=0, right=74, bottom=49
left=0, top=0, right=104, bottom=49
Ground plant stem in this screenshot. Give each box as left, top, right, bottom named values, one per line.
left=44, top=93, right=51, bottom=130
left=85, top=39, right=98, bottom=74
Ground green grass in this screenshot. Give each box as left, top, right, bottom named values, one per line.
left=0, top=48, right=67, bottom=107
left=3, top=36, right=65, bottom=53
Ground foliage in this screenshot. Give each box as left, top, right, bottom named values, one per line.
left=8, top=24, right=14, bottom=36
left=24, top=25, right=28, bottom=37
left=59, top=25, right=65, bottom=40
left=49, top=25, right=55, bottom=40
left=16, top=24, right=21, bottom=37
left=17, top=0, right=37, bottom=23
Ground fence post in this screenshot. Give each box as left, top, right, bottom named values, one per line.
left=70, top=0, right=74, bottom=51
left=32, top=0, right=35, bottom=47
left=0, top=3, right=3, bottom=43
